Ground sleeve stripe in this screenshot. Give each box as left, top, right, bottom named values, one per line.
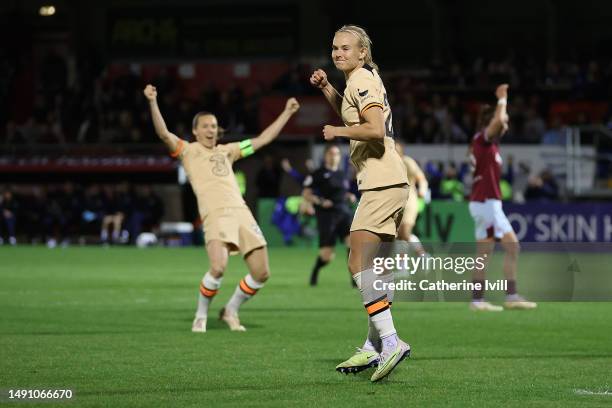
left=170, top=139, right=185, bottom=158
left=360, top=102, right=384, bottom=115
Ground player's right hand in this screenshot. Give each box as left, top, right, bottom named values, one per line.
left=495, top=83, right=509, bottom=99
left=321, top=199, right=334, bottom=209
left=310, top=69, right=329, bottom=89
left=143, top=84, right=157, bottom=101
left=281, top=158, right=292, bottom=172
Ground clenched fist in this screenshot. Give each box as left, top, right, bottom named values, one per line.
left=310, top=69, right=329, bottom=89
left=143, top=84, right=157, bottom=101
left=322, top=125, right=337, bottom=141
left=285, top=97, right=300, bottom=114
left=495, top=84, right=509, bottom=100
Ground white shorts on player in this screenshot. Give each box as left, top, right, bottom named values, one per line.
left=468, top=199, right=513, bottom=240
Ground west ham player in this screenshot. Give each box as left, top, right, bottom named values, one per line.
left=310, top=25, right=410, bottom=382
left=302, top=143, right=356, bottom=286
left=395, top=141, right=429, bottom=256
left=468, top=84, right=536, bottom=311
left=144, top=84, right=300, bottom=332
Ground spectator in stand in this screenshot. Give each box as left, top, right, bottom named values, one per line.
left=512, top=162, right=531, bottom=203
left=421, top=115, right=440, bottom=144
left=541, top=115, right=566, bottom=145
left=524, top=108, right=546, bottom=143
left=401, top=114, right=421, bottom=144
left=127, top=185, right=164, bottom=243
left=431, top=94, right=448, bottom=127
left=440, top=115, right=468, bottom=143
left=273, top=63, right=311, bottom=95
left=0, top=189, right=18, bottom=245
left=439, top=164, right=465, bottom=201
left=447, top=94, right=464, bottom=122
left=424, top=161, right=443, bottom=199
left=45, top=183, right=84, bottom=246
left=81, top=185, right=105, bottom=237
left=280, top=158, right=316, bottom=185
left=57, top=182, right=85, bottom=245
left=525, top=169, right=560, bottom=201
left=22, top=187, right=47, bottom=244
left=43, top=186, right=71, bottom=248
left=256, top=154, right=282, bottom=198
left=100, top=185, right=125, bottom=244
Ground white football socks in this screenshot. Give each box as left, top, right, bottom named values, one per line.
left=195, top=271, right=222, bottom=319
left=225, top=274, right=264, bottom=315
left=355, top=269, right=398, bottom=352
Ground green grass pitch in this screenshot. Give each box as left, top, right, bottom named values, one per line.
left=1, top=247, right=611, bottom=407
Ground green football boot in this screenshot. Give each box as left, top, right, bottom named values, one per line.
left=336, top=348, right=380, bottom=375
left=370, top=339, right=411, bottom=382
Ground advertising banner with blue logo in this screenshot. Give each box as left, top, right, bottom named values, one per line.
left=412, top=201, right=612, bottom=243
left=260, top=199, right=612, bottom=245
left=504, top=203, right=612, bottom=242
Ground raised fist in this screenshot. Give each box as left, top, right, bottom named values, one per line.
left=285, top=97, right=300, bottom=114
left=310, top=69, right=329, bottom=89
left=143, top=84, right=157, bottom=101
left=495, top=84, right=509, bottom=100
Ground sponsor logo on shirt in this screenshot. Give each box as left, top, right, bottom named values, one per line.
left=495, top=152, right=503, bottom=165
left=251, top=223, right=263, bottom=236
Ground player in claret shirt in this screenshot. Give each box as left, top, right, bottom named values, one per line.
left=144, top=84, right=300, bottom=333
left=468, top=84, right=537, bottom=312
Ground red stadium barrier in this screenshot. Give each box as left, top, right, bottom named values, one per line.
left=0, top=156, right=175, bottom=173
left=549, top=101, right=609, bottom=123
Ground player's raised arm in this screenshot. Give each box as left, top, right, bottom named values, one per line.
left=310, top=69, right=343, bottom=117
left=485, top=83, right=510, bottom=141
left=250, top=98, right=300, bottom=152
left=143, top=84, right=183, bottom=155
left=322, top=105, right=385, bottom=142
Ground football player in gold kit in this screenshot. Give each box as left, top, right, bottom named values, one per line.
left=310, top=25, right=410, bottom=381
left=144, top=84, right=300, bottom=333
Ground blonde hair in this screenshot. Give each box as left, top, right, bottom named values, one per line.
left=335, top=25, right=379, bottom=71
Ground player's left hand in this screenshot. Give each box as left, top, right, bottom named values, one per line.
left=323, top=125, right=337, bottom=141
left=285, top=98, right=300, bottom=114
left=346, top=193, right=357, bottom=204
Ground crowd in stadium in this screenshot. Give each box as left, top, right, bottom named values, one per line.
left=3, top=52, right=612, bottom=146
left=0, top=162, right=560, bottom=247
left=0, top=183, right=164, bottom=246
left=0, top=51, right=600, bottom=246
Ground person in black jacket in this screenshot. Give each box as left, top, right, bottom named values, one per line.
left=302, top=144, right=356, bottom=286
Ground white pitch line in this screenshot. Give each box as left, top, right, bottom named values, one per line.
left=574, top=389, right=612, bottom=396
